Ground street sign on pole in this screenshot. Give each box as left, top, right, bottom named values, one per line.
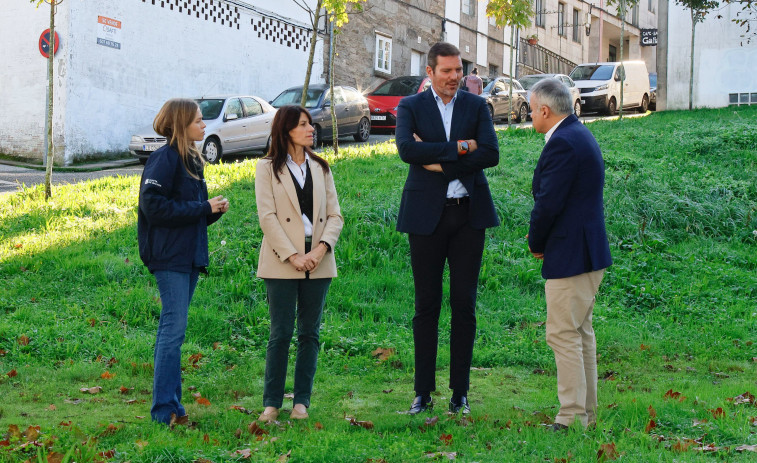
left=39, top=29, right=60, bottom=58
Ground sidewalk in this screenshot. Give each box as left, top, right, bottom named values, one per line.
left=0, top=157, right=140, bottom=172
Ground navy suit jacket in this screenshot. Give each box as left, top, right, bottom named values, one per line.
left=528, top=114, right=612, bottom=279
left=395, top=89, right=500, bottom=235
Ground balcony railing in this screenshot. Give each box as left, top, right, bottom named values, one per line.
left=518, top=38, right=577, bottom=75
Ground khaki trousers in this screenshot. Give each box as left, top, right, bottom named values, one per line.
left=545, top=269, right=605, bottom=427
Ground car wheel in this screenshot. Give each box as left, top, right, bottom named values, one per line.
left=353, top=117, right=370, bottom=142
left=203, top=137, right=222, bottom=164
left=516, top=103, right=528, bottom=123
left=639, top=94, right=649, bottom=113
left=312, top=125, right=321, bottom=148
left=607, top=98, right=617, bottom=116
left=487, top=104, right=495, bottom=122
left=574, top=100, right=582, bottom=118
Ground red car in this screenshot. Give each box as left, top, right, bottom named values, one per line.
left=364, top=76, right=431, bottom=132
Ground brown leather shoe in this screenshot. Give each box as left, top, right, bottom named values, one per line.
left=258, top=409, right=279, bottom=423
left=290, top=408, right=309, bottom=419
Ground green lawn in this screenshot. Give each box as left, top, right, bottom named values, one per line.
left=1, top=107, right=756, bottom=462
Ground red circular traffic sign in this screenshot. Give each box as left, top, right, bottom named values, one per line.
left=39, top=29, right=60, bottom=58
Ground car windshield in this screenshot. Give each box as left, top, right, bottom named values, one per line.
left=570, top=65, right=615, bottom=81
left=369, top=77, right=424, bottom=96
left=196, top=99, right=225, bottom=120
left=518, top=75, right=548, bottom=90
left=483, top=80, right=497, bottom=93
left=271, top=88, right=324, bottom=109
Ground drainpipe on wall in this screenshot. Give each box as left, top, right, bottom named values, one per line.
left=441, top=18, right=446, bottom=42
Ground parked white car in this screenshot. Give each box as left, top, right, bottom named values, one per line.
left=129, top=95, right=276, bottom=164
left=519, top=73, right=583, bottom=117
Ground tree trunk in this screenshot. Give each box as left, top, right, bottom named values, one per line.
left=689, top=10, right=696, bottom=111
left=44, top=0, right=56, bottom=200
left=508, top=26, right=515, bottom=129
left=301, top=0, right=324, bottom=107
left=329, top=24, right=338, bottom=155
left=618, top=0, right=625, bottom=119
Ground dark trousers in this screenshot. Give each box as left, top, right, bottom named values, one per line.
left=263, top=277, right=331, bottom=408
left=409, top=202, right=485, bottom=394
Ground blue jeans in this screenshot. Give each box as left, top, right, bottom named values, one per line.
left=151, top=269, right=199, bottom=424
left=263, top=278, right=331, bottom=408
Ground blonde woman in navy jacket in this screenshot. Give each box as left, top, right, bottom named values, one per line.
left=255, top=105, right=343, bottom=422
left=138, top=98, right=229, bottom=426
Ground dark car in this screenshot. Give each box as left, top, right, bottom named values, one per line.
left=481, top=77, right=529, bottom=122
left=270, top=84, right=371, bottom=147
left=364, top=75, right=431, bottom=132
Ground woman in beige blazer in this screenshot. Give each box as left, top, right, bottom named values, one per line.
left=255, top=105, right=343, bottom=422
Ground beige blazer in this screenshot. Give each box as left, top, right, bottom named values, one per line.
left=255, top=158, right=343, bottom=279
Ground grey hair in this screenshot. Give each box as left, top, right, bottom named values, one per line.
left=530, top=78, right=573, bottom=116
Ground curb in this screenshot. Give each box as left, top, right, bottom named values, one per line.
left=0, top=158, right=141, bottom=172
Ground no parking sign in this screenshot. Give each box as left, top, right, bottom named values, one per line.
left=39, top=29, right=60, bottom=58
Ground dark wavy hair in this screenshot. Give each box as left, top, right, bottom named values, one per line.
left=265, top=105, right=329, bottom=181
left=427, top=42, right=461, bottom=71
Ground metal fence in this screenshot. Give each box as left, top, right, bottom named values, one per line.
left=517, top=38, right=577, bottom=76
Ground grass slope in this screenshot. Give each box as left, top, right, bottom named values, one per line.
left=0, top=107, right=756, bottom=462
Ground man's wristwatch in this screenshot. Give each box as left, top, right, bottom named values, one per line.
left=457, top=140, right=469, bottom=156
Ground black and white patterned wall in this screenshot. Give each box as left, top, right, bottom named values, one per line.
left=140, top=0, right=311, bottom=52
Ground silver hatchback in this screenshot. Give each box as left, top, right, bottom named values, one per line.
left=129, top=95, right=277, bottom=164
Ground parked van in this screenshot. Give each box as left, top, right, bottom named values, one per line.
left=569, top=61, right=650, bottom=115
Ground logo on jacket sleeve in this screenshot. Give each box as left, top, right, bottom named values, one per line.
left=144, top=178, right=161, bottom=187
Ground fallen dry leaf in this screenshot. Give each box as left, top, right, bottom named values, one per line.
left=730, top=391, right=755, bottom=405
left=0, top=349, right=7, bottom=356
left=644, top=420, right=657, bottom=433
left=277, top=450, right=291, bottom=462
left=425, top=416, right=439, bottom=427
left=46, top=451, right=64, bottom=463
left=371, top=347, right=396, bottom=361
left=640, top=344, right=650, bottom=350
left=47, top=404, right=56, bottom=411
left=196, top=397, right=211, bottom=406
left=18, top=335, right=30, bottom=346
left=648, top=405, right=656, bottom=418
left=597, top=442, right=619, bottom=461
left=382, top=389, right=393, bottom=394
left=101, top=371, right=115, bottom=380
left=735, top=444, right=757, bottom=452
left=80, top=386, right=102, bottom=394
left=346, top=417, right=374, bottom=430
left=24, top=426, right=40, bottom=442
left=6, top=369, right=17, bottom=378
left=233, top=448, right=253, bottom=459
left=248, top=422, right=268, bottom=436
left=314, top=422, right=324, bottom=430
left=188, top=353, right=203, bottom=366
left=439, top=433, right=453, bottom=446
left=709, top=408, right=725, bottom=419
left=213, top=342, right=221, bottom=350
left=135, top=440, right=148, bottom=449
left=606, top=403, right=618, bottom=409
left=671, top=439, right=696, bottom=452
left=58, top=421, right=71, bottom=427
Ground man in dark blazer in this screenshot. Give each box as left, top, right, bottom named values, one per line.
left=527, top=78, right=612, bottom=430
left=395, top=42, right=499, bottom=415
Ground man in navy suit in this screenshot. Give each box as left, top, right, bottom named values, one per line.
left=395, top=42, right=499, bottom=415
left=527, top=78, right=612, bottom=430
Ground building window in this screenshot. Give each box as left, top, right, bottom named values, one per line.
left=631, top=5, right=639, bottom=26
left=558, top=3, right=566, bottom=36
left=462, top=0, right=476, bottom=16
left=535, top=0, right=545, bottom=27
left=648, top=0, right=654, bottom=12
left=375, top=34, right=392, bottom=74
left=572, top=8, right=581, bottom=43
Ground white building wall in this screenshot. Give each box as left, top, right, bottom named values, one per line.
left=476, top=1, right=488, bottom=66
left=0, top=1, right=67, bottom=160
left=0, top=0, right=323, bottom=164
left=666, top=3, right=757, bottom=109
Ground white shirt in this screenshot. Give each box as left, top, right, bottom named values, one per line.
left=286, top=153, right=313, bottom=237
left=430, top=86, right=469, bottom=199
left=544, top=116, right=569, bottom=143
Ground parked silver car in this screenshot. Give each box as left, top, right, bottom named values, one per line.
left=518, top=73, right=583, bottom=117
left=481, top=77, right=530, bottom=123
left=129, top=95, right=276, bottom=164
left=270, top=84, right=371, bottom=147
